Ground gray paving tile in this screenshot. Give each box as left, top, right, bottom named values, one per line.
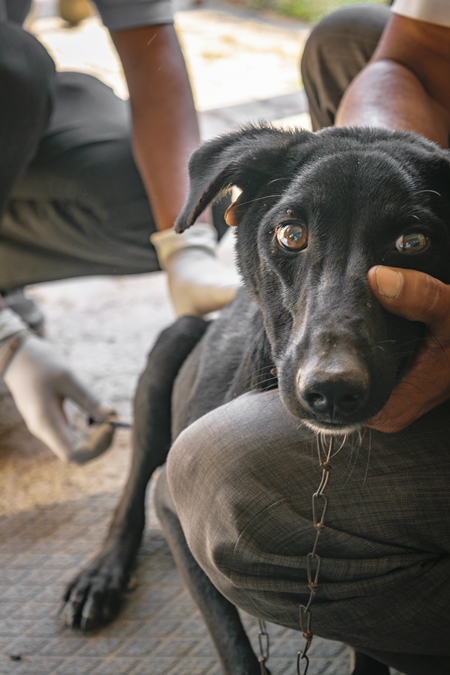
left=188, top=638, right=217, bottom=658
left=92, top=657, right=141, bottom=674
left=0, top=603, right=17, bottom=619
left=0, top=492, right=354, bottom=675
left=53, top=656, right=104, bottom=673
left=166, top=657, right=217, bottom=674
left=0, top=619, right=37, bottom=638
left=6, top=637, right=50, bottom=657
left=8, top=656, right=65, bottom=674
left=116, top=638, right=162, bottom=657
left=0, top=654, right=21, bottom=675
left=0, top=571, right=30, bottom=585
left=132, top=619, right=182, bottom=640
left=11, top=602, right=58, bottom=620
left=129, top=657, right=179, bottom=674
left=75, top=637, right=129, bottom=657
left=24, top=620, right=63, bottom=638
left=204, top=664, right=223, bottom=675
left=150, top=638, right=195, bottom=659
left=39, top=635, right=93, bottom=656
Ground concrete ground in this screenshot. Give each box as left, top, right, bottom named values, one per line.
left=0, top=3, right=401, bottom=674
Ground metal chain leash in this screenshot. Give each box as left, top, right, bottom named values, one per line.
left=256, top=435, right=336, bottom=675
left=258, top=619, right=270, bottom=674
left=297, top=435, right=334, bottom=675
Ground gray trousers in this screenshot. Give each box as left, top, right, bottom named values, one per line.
left=0, top=21, right=231, bottom=291
left=167, top=392, right=450, bottom=674
left=0, top=22, right=158, bottom=290
left=164, top=6, right=450, bottom=674
left=301, top=3, right=390, bottom=131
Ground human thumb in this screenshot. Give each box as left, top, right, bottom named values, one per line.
left=367, top=265, right=450, bottom=326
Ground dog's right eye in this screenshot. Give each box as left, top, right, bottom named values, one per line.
left=276, top=223, right=308, bottom=251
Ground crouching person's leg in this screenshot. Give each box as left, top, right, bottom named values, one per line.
left=165, top=390, right=450, bottom=675
left=0, top=23, right=55, bottom=217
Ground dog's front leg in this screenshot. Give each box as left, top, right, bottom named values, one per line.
left=61, top=316, right=209, bottom=631
left=60, top=448, right=151, bottom=631
left=155, top=468, right=264, bottom=675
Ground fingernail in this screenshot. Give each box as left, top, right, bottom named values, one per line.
left=375, top=266, right=403, bottom=299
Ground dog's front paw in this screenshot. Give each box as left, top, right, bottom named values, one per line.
left=60, top=552, right=129, bottom=631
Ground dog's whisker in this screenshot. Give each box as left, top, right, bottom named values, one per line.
left=236, top=371, right=278, bottom=395
left=331, top=434, right=348, bottom=458
left=342, top=441, right=360, bottom=487
left=266, top=177, right=290, bottom=186
left=235, top=193, right=284, bottom=208
left=415, top=189, right=442, bottom=198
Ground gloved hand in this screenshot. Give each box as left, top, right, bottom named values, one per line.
left=1, top=326, right=116, bottom=464
left=150, top=222, right=241, bottom=316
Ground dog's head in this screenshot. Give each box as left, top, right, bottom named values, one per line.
left=177, top=125, right=450, bottom=433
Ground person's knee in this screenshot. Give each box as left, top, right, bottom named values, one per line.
left=166, top=392, right=286, bottom=528
left=0, top=24, right=55, bottom=125
left=166, top=404, right=257, bottom=581
left=167, top=413, right=226, bottom=515
left=301, top=4, right=389, bottom=129
left=166, top=401, right=256, bottom=526
left=302, top=3, right=388, bottom=80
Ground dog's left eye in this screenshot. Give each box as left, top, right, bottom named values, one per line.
left=395, top=232, right=429, bottom=254
left=276, top=223, right=308, bottom=251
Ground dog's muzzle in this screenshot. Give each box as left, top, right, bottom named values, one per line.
left=296, top=354, right=370, bottom=432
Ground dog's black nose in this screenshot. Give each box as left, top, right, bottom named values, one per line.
left=299, top=370, right=368, bottom=419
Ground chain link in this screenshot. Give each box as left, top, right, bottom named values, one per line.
left=297, top=435, right=334, bottom=675
left=255, top=435, right=336, bottom=675
left=258, top=619, right=271, bottom=674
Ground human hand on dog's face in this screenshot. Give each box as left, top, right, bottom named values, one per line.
left=367, top=265, right=450, bottom=433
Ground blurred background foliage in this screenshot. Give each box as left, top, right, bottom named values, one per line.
left=230, top=0, right=389, bottom=24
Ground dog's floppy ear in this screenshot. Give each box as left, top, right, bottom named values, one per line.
left=176, top=124, right=313, bottom=232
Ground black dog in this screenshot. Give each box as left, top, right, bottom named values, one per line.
left=62, top=125, right=450, bottom=674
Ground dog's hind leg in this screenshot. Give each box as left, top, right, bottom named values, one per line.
left=351, top=650, right=390, bottom=675
left=155, top=468, right=264, bottom=675
left=61, top=316, right=209, bottom=631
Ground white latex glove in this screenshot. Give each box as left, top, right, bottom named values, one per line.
left=3, top=334, right=116, bottom=464
left=150, top=222, right=240, bottom=316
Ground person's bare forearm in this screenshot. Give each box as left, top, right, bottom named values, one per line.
left=111, top=24, right=207, bottom=231
left=336, top=15, right=450, bottom=147
left=336, top=60, right=450, bottom=146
